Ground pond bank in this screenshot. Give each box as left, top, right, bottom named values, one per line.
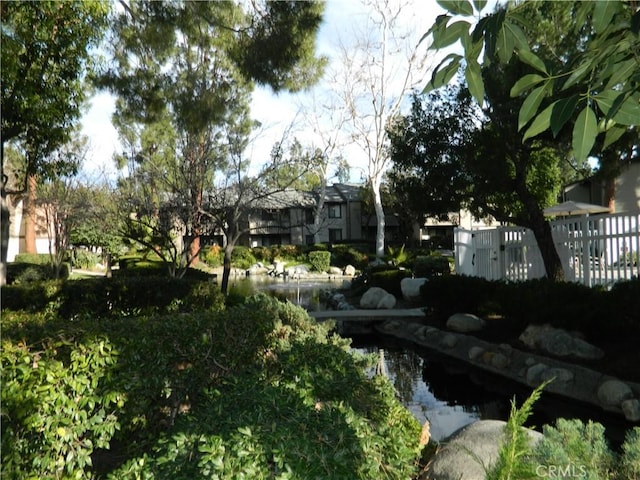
left=311, top=309, right=640, bottom=424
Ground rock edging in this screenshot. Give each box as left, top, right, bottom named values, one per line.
left=375, top=319, right=640, bottom=422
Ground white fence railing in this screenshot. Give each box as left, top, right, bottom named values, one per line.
left=454, top=213, right=640, bottom=286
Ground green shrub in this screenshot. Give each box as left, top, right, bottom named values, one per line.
left=330, top=243, right=369, bottom=269
left=13, top=253, right=51, bottom=265
left=1, top=337, right=122, bottom=479
left=230, top=246, right=256, bottom=269
left=413, top=254, right=451, bottom=278
left=621, top=427, right=640, bottom=480
left=1, top=294, right=424, bottom=479
left=533, top=419, right=615, bottom=480
left=2, top=277, right=225, bottom=317
left=308, top=250, right=331, bottom=272
left=72, top=249, right=101, bottom=270
left=370, top=267, right=413, bottom=297
left=487, top=383, right=640, bottom=480
left=106, top=296, right=421, bottom=480
left=201, top=245, right=223, bottom=268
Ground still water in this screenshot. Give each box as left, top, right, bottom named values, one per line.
left=251, top=277, right=632, bottom=445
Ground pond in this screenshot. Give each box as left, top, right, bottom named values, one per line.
left=249, top=277, right=633, bottom=445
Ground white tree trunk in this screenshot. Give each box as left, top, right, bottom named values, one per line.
left=372, top=177, right=385, bottom=258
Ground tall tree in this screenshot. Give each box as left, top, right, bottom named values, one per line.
left=99, top=1, right=326, bottom=277
left=203, top=125, right=312, bottom=294
left=0, top=1, right=109, bottom=285
left=36, top=134, right=93, bottom=278
left=331, top=0, right=428, bottom=258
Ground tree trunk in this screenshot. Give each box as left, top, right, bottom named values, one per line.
left=372, top=178, right=385, bottom=258
left=530, top=213, right=564, bottom=281
left=189, top=234, right=200, bottom=266
left=25, top=173, right=37, bottom=254
left=604, top=177, right=616, bottom=213
left=1, top=177, right=9, bottom=286
left=221, top=245, right=233, bottom=295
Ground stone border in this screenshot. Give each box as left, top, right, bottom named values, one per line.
left=374, top=319, right=640, bottom=422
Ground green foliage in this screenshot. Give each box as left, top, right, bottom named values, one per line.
left=7, top=257, right=70, bottom=285
left=230, top=246, right=257, bottom=270
left=308, top=250, right=331, bottom=272
left=2, top=294, right=423, bottom=479
left=413, top=254, right=451, bottom=278
left=487, top=384, right=640, bottom=479
left=1, top=0, right=110, bottom=156
left=13, top=253, right=51, bottom=265
left=386, top=244, right=410, bottom=266
left=487, top=380, right=550, bottom=480
left=71, top=249, right=101, bottom=270
left=201, top=245, right=223, bottom=268
left=1, top=337, right=122, bottom=479
left=621, top=428, right=640, bottom=480
left=532, top=419, right=615, bottom=480
left=329, top=243, right=369, bottom=269
left=368, top=266, right=413, bottom=298
left=425, top=1, right=639, bottom=161
left=421, top=276, right=640, bottom=341
left=106, top=296, right=421, bottom=479
left=2, top=277, right=225, bottom=317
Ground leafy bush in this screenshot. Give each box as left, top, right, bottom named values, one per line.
left=230, top=246, right=256, bottom=269
left=533, top=419, right=615, bottom=479
left=1, top=337, right=122, bottom=479
left=7, top=258, right=70, bottom=284
left=13, top=253, right=51, bottom=265
left=2, top=277, right=225, bottom=317
left=2, top=294, right=424, bottom=479
left=330, top=243, right=368, bottom=269
left=308, top=250, right=331, bottom=272
left=72, top=249, right=101, bottom=270
left=621, top=427, right=640, bottom=479
left=201, top=245, right=223, bottom=268
left=370, top=267, right=413, bottom=298
left=413, top=254, right=451, bottom=278
left=486, top=383, right=640, bottom=480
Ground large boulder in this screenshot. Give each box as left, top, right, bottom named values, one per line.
left=426, top=420, right=542, bottom=480
left=360, top=287, right=396, bottom=309
left=447, top=313, right=486, bottom=333
left=344, top=264, right=356, bottom=276
left=597, top=379, right=633, bottom=407
left=401, top=277, right=427, bottom=302
left=519, top=324, right=604, bottom=360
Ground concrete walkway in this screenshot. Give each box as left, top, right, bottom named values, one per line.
left=309, top=308, right=425, bottom=321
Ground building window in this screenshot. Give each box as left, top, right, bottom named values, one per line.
left=328, top=203, right=341, bottom=219
left=305, top=234, right=314, bottom=245
left=329, top=228, right=342, bottom=242
left=305, top=208, right=314, bottom=224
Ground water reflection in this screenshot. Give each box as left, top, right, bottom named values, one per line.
left=353, top=342, right=511, bottom=441
left=240, top=276, right=345, bottom=311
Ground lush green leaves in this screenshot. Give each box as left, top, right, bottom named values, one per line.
left=424, top=0, right=640, bottom=160
left=573, top=106, right=598, bottom=162
left=2, top=290, right=423, bottom=479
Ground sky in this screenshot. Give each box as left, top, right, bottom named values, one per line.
left=79, top=0, right=454, bottom=181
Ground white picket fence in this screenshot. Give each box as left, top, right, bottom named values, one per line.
left=454, top=213, right=640, bottom=286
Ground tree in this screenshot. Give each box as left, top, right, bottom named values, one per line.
left=202, top=125, right=313, bottom=295
left=99, top=1, right=327, bottom=279
left=331, top=0, right=428, bottom=258
left=36, top=135, right=95, bottom=278
left=424, top=0, right=639, bottom=162
left=0, top=1, right=109, bottom=285
left=389, top=68, right=572, bottom=279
